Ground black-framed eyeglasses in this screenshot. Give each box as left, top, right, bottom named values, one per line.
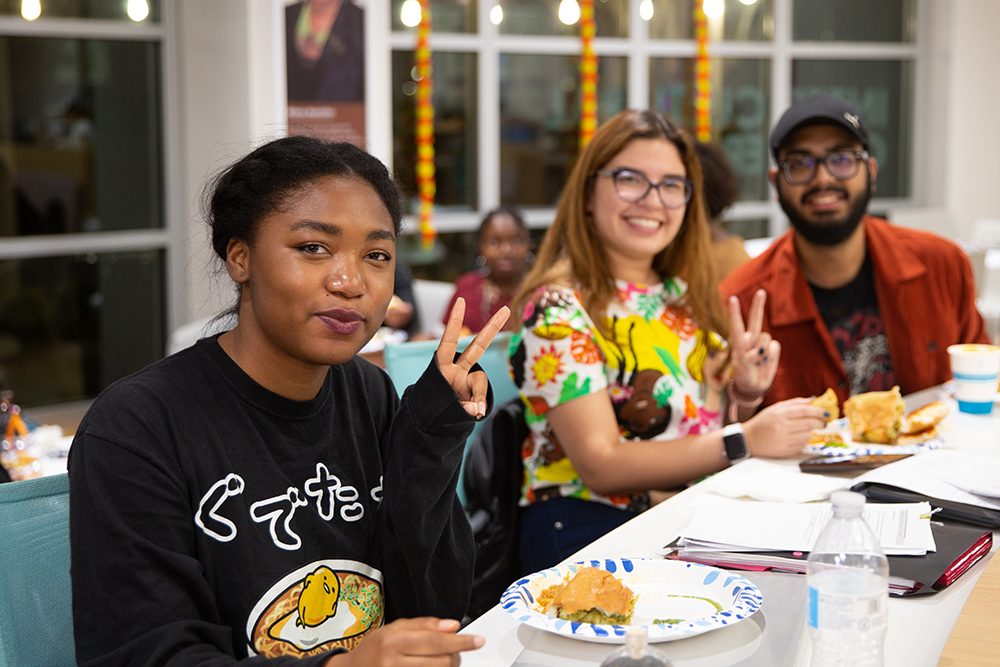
left=778, top=150, right=870, bottom=185
left=595, top=169, right=695, bottom=209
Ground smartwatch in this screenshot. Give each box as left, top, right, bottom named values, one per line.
left=722, top=423, right=750, bottom=464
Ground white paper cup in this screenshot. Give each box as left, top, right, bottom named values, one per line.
left=948, top=344, right=1000, bottom=414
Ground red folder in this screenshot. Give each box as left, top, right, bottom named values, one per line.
left=665, top=521, right=992, bottom=597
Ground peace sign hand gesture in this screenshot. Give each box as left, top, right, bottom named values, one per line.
left=435, top=297, right=511, bottom=419
left=728, top=289, right=780, bottom=398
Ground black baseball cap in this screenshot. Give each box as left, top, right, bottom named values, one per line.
left=769, top=94, right=870, bottom=160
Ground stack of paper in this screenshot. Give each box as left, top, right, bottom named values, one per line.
left=678, top=496, right=936, bottom=555
left=665, top=496, right=938, bottom=595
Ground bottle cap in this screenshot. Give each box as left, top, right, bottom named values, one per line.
left=625, top=626, right=647, bottom=659
left=830, top=490, right=866, bottom=517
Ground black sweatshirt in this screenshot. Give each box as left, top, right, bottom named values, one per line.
left=69, top=335, right=478, bottom=665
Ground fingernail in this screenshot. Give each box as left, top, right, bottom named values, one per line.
left=473, top=635, right=486, bottom=648
left=824, top=411, right=831, bottom=418
left=478, top=402, right=486, bottom=418
left=763, top=355, right=770, bottom=362
left=439, top=619, right=459, bottom=630
left=758, top=347, right=765, bottom=355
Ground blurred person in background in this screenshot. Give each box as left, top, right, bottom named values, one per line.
left=694, top=140, right=751, bottom=281
left=444, top=207, right=533, bottom=334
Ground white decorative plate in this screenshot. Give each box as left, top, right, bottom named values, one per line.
left=499, top=558, right=762, bottom=644
left=804, top=417, right=943, bottom=456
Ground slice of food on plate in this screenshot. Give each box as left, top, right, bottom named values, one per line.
left=843, top=386, right=905, bottom=444
left=901, top=401, right=948, bottom=435
left=541, top=566, right=637, bottom=625
left=807, top=431, right=847, bottom=447
left=810, top=388, right=840, bottom=423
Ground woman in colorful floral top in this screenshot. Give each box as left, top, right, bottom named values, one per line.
left=509, top=110, right=829, bottom=573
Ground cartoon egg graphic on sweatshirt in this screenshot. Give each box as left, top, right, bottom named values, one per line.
left=247, top=560, right=384, bottom=657
left=297, top=566, right=339, bottom=627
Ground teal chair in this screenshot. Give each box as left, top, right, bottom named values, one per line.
left=383, top=332, right=520, bottom=504
left=0, top=473, right=75, bottom=667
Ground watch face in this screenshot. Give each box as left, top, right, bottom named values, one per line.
left=724, top=430, right=748, bottom=461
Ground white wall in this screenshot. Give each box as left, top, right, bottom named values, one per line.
left=941, top=0, right=1000, bottom=238
left=172, top=0, right=292, bottom=326
left=174, top=0, right=252, bottom=325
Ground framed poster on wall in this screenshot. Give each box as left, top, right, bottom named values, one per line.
left=285, top=0, right=366, bottom=147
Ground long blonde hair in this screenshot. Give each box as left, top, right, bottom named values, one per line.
left=513, top=109, right=729, bottom=340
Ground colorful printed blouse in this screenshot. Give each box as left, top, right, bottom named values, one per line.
left=508, top=280, right=726, bottom=510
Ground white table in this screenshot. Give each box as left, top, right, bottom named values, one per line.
left=460, top=386, right=1000, bottom=667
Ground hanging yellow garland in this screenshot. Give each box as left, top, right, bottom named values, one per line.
left=694, top=0, right=712, bottom=142
left=579, top=0, right=598, bottom=150
left=415, top=0, right=436, bottom=249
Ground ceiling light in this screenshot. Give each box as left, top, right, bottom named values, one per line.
left=558, top=0, right=580, bottom=25
left=127, top=0, right=149, bottom=21
left=639, top=0, right=653, bottom=21
left=21, top=0, right=40, bottom=21
left=401, top=0, right=422, bottom=28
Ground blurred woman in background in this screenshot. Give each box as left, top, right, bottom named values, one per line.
left=444, top=207, right=532, bottom=334
left=694, top=140, right=751, bottom=281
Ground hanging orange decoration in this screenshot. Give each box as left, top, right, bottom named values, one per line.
left=579, top=0, right=598, bottom=149
left=415, top=0, right=436, bottom=248
left=694, top=0, right=712, bottom=142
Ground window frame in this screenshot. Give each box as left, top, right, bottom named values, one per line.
left=378, top=0, right=922, bottom=238
left=0, top=7, right=182, bottom=336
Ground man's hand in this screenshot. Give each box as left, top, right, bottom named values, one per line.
left=326, top=618, right=484, bottom=667
left=436, top=298, right=511, bottom=419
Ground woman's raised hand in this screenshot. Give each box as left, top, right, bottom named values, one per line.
left=728, top=289, right=780, bottom=397
left=436, top=297, right=511, bottom=418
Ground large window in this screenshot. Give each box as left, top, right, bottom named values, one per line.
left=499, top=53, right=626, bottom=207
left=387, top=0, right=919, bottom=271
left=0, top=4, right=168, bottom=408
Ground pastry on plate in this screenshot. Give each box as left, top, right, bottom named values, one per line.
left=810, top=388, right=840, bottom=423
left=807, top=431, right=847, bottom=447
left=900, top=401, right=949, bottom=436
left=540, top=566, right=636, bottom=625
left=843, top=386, right=905, bottom=444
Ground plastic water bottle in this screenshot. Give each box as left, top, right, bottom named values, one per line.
left=807, top=490, right=889, bottom=667
left=599, top=627, right=673, bottom=667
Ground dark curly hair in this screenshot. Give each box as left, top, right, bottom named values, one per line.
left=693, top=141, right=739, bottom=221
left=206, top=136, right=402, bottom=262
left=475, top=206, right=528, bottom=247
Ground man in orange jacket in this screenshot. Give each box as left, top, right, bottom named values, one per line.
left=721, top=94, right=988, bottom=409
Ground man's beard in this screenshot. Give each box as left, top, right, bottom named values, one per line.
left=779, top=175, right=872, bottom=246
